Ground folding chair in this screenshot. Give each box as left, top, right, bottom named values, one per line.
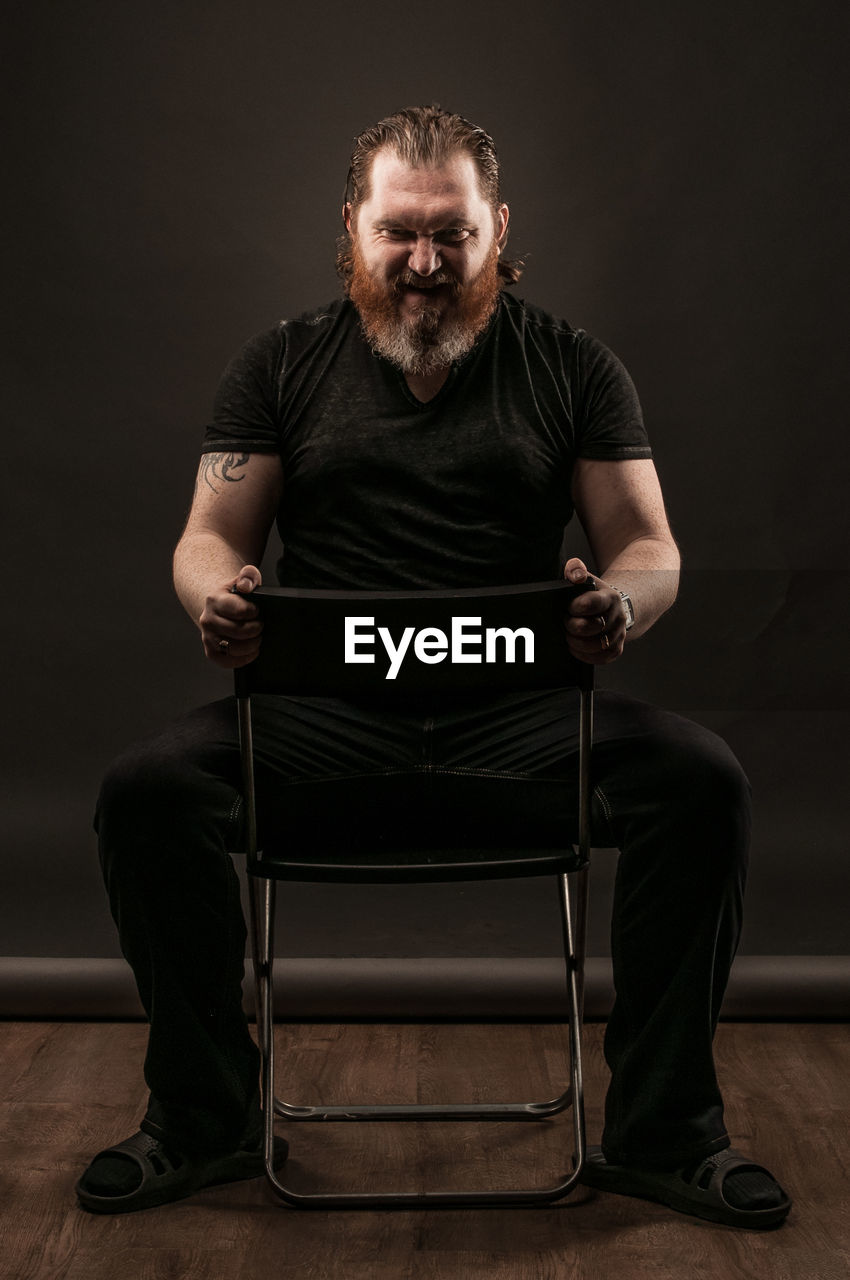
left=234, top=579, right=595, bottom=1208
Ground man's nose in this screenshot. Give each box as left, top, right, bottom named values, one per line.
left=408, top=236, right=441, bottom=277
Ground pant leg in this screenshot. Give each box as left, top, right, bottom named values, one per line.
left=591, top=695, right=750, bottom=1169
left=94, top=693, right=426, bottom=1155
left=96, top=699, right=259, bottom=1155
left=430, top=688, right=751, bottom=1168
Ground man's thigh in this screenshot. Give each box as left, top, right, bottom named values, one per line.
left=151, top=689, right=734, bottom=854
left=428, top=688, right=745, bottom=851
left=252, top=690, right=583, bottom=851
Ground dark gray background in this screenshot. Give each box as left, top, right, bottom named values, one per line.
left=4, top=0, right=848, bottom=970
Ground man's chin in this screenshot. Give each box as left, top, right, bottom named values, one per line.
left=397, top=295, right=446, bottom=328
left=363, top=317, right=481, bottom=377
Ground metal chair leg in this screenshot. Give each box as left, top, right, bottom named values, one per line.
left=255, top=865, right=588, bottom=1208
left=247, top=874, right=277, bottom=1177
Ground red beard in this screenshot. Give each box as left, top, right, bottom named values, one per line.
left=346, top=239, right=503, bottom=375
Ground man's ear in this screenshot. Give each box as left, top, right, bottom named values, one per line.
left=496, top=202, right=510, bottom=249
left=343, top=202, right=353, bottom=232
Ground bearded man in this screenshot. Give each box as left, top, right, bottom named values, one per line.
left=77, top=106, right=790, bottom=1227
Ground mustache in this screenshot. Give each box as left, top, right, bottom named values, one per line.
left=391, top=270, right=461, bottom=297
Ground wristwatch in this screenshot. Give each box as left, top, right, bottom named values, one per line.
left=619, top=591, right=635, bottom=631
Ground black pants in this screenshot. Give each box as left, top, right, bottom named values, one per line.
left=95, top=688, right=750, bottom=1168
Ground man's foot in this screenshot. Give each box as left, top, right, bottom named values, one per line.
left=579, top=1146, right=791, bottom=1229
left=76, top=1129, right=289, bottom=1214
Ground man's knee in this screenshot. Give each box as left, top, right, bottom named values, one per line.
left=94, top=729, right=241, bottom=877
left=648, top=722, right=752, bottom=885
left=97, top=742, right=191, bottom=835
left=610, top=707, right=752, bottom=867
left=679, top=728, right=751, bottom=833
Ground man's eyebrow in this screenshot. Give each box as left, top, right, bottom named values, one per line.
left=374, top=214, right=476, bottom=230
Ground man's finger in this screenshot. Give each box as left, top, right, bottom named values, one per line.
left=207, top=615, right=264, bottom=638
left=232, top=564, right=262, bottom=595
left=563, top=556, right=589, bottom=584
left=566, top=631, right=626, bottom=664
left=206, top=592, right=262, bottom=624
left=569, top=588, right=617, bottom=617
left=203, top=632, right=263, bottom=665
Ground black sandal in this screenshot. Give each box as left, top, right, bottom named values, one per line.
left=579, top=1145, right=791, bottom=1229
left=76, top=1129, right=289, bottom=1215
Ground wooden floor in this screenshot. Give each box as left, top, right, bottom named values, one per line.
left=1, top=1020, right=848, bottom=1280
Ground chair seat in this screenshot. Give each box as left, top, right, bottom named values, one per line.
left=248, top=843, right=587, bottom=883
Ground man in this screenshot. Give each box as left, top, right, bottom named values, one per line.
left=77, top=106, right=790, bottom=1226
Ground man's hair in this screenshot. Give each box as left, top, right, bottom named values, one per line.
left=338, top=104, right=523, bottom=287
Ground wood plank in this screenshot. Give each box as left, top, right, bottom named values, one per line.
left=0, top=1021, right=848, bottom=1280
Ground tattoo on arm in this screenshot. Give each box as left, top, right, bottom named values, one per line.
left=197, top=452, right=250, bottom=494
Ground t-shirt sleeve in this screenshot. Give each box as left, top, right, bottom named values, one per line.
left=573, top=332, right=653, bottom=460
left=201, top=327, right=285, bottom=454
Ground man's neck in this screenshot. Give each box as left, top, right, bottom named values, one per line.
left=404, top=367, right=451, bottom=403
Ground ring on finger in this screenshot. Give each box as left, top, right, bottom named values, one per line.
left=218, top=639, right=230, bottom=654
left=596, top=615, right=606, bottom=630
left=600, top=634, right=610, bottom=651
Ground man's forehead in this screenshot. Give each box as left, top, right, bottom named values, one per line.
left=362, top=148, right=487, bottom=215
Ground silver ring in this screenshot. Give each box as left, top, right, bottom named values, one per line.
left=596, top=616, right=606, bottom=630
left=600, top=634, right=610, bottom=650
left=218, top=639, right=230, bottom=654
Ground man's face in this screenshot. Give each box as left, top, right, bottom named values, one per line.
left=344, top=148, right=509, bottom=375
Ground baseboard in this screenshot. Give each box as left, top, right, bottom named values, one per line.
left=0, top=955, right=847, bottom=1019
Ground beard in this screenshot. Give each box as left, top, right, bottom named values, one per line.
left=344, top=239, right=503, bottom=376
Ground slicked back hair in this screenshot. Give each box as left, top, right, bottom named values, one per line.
left=340, top=104, right=523, bottom=287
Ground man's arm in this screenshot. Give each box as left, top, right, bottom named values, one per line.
left=565, top=457, right=680, bottom=664
left=173, top=450, right=284, bottom=668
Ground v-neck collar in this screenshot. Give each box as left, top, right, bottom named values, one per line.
left=394, top=363, right=460, bottom=410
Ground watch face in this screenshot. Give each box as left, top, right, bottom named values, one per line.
left=621, top=593, right=635, bottom=630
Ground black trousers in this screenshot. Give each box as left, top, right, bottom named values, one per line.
left=95, top=688, right=750, bottom=1168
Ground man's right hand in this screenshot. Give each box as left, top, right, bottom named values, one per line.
left=198, top=565, right=263, bottom=668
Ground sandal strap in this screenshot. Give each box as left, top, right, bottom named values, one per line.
left=90, top=1129, right=186, bottom=1177
left=684, top=1147, right=775, bottom=1195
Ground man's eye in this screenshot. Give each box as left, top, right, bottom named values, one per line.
left=377, top=228, right=471, bottom=246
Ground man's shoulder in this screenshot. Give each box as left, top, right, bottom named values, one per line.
left=237, top=298, right=355, bottom=357
left=281, top=296, right=352, bottom=333
left=498, top=294, right=633, bottom=375
left=276, top=298, right=362, bottom=355
left=498, top=292, right=582, bottom=342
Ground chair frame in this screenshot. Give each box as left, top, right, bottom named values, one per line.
left=235, top=580, right=594, bottom=1208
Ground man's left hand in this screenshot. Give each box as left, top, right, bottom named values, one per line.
left=563, top=557, right=627, bottom=664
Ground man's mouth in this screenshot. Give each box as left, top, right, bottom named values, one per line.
left=394, top=274, right=457, bottom=297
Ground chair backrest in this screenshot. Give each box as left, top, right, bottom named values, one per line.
left=234, top=579, right=593, bottom=699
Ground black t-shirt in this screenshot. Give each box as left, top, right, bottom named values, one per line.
left=202, top=292, right=652, bottom=590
